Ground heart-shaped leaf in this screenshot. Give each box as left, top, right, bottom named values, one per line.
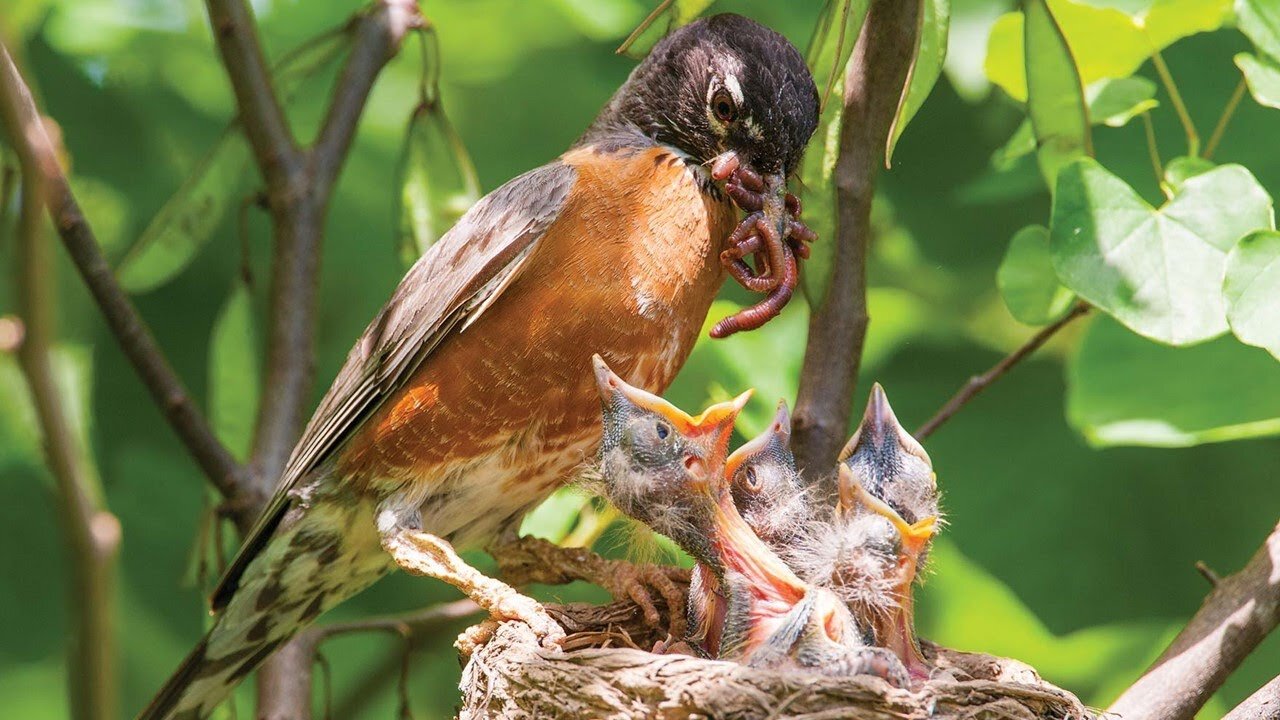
left=998, top=225, right=1076, bottom=325
left=1224, top=230, right=1280, bottom=360
left=1050, top=158, right=1274, bottom=345
left=1236, top=52, right=1280, bottom=110
left=1068, top=315, right=1280, bottom=446
left=1237, top=0, right=1280, bottom=61
left=1162, top=155, right=1215, bottom=194
left=986, top=0, right=1230, bottom=102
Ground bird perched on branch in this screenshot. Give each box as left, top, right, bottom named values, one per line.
left=591, top=358, right=907, bottom=685
left=795, top=385, right=940, bottom=680
left=140, top=14, right=818, bottom=720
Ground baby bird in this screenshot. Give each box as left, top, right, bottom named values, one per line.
left=796, top=384, right=940, bottom=680
left=591, top=357, right=907, bottom=684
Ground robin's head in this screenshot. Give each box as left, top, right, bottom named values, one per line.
left=725, top=401, right=809, bottom=546
left=595, top=13, right=819, bottom=181
left=591, top=355, right=748, bottom=542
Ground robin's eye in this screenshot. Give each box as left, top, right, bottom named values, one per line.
left=711, top=90, right=737, bottom=123
left=655, top=421, right=671, bottom=440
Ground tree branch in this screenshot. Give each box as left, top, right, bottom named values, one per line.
left=0, top=43, right=249, bottom=503
left=203, top=0, right=300, bottom=187
left=791, top=0, right=922, bottom=472
left=311, top=0, right=422, bottom=196
left=1107, top=521, right=1280, bottom=720
left=1, top=51, right=121, bottom=720
left=1223, top=674, right=1280, bottom=720
left=914, top=303, right=1091, bottom=441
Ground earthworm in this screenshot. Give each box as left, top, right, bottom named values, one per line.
left=711, top=240, right=799, bottom=339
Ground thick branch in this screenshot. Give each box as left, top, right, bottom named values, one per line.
left=1107, top=521, right=1280, bottom=720
left=1223, top=674, right=1280, bottom=720
left=203, top=0, right=300, bottom=186
left=915, top=303, right=1091, bottom=440
left=2, top=53, right=121, bottom=720
left=791, top=0, right=921, bottom=472
left=0, top=43, right=248, bottom=503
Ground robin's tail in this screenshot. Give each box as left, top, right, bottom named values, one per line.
left=137, top=511, right=390, bottom=720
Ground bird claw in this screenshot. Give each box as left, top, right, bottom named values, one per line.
left=600, top=562, right=688, bottom=638
left=492, top=591, right=566, bottom=649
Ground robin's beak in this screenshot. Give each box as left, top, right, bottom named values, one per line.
left=592, top=354, right=751, bottom=455
left=723, top=400, right=790, bottom=479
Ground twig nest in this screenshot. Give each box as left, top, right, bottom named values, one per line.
left=458, top=602, right=1092, bottom=720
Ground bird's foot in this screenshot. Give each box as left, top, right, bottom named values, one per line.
left=383, top=529, right=565, bottom=649
left=491, top=535, right=689, bottom=637
left=832, top=646, right=912, bottom=689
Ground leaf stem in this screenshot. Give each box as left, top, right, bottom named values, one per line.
left=1151, top=50, right=1199, bottom=157
left=1204, top=77, right=1246, bottom=161
left=1141, top=111, right=1164, bottom=191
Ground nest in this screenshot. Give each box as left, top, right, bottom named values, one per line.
left=457, top=598, right=1092, bottom=720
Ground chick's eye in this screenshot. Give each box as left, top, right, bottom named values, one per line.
left=654, top=421, right=671, bottom=440
left=711, top=90, right=737, bottom=123
left=743, top=466, right=761, bottom=491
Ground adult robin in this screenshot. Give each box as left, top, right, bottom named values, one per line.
left=140, top=13, right=818, bottom=720
left=795, top=385, right=941, bottom=680
left=591, top=358, right=907, bottom=684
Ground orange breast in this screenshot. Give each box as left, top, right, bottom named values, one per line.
left=338, top=145, right=738, bottom=489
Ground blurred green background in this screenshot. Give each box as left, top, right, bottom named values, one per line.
left=1, top=0, right=1278, bottom=717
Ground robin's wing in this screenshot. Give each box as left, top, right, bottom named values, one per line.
left=211, top=161, right=578, bottom=610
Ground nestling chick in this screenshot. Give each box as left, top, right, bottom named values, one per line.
left=590, top=357, right=907, bottom=685
left=796, top=384, right=940, bottom=680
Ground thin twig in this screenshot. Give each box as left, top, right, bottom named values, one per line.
left=791, top=0, right=922, bottom=472
left=1107, top=521, right=1280, bottom=720
left=915, top=303, right=1091, bottom=441
left=1151, top=50, right=1200, bottom=158
left=1195, top=560, right=1221, bottom=588
left=1205, top=77, right=1247, bottom=161
left=0, top=43, right=249, bottom=504
left=1222, top=673, right=1280, bottom=720
left=0, top=52, right=121, bottom=720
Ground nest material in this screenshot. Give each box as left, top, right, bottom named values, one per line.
left=458, top=600, right=1092, bottom=720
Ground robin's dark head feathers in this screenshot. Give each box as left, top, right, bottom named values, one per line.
left=590, top=355, right=748, bottom=542
left=591, top=14, right=819, bottom=179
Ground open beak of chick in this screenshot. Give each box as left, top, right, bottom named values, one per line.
left=592, top=354, right=750, bottom=475
left=837, top=384, right=939, bottom=681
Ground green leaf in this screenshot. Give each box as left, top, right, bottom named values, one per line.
left=208, top=280, right=260, bottom=460
left=115, top=29, right=351, bottom=293
left=1087, top=76, right=1158, bottom=126
left=616, top=0, right=716, bottom=58
left=1068, top=315, right=1280, bottom=446
left=1235, top=52, right=1280, bottom=110
left=1223, top=230, right=1280, bottom=360
left=985, top=0, right=1231, bottom=102
left=1050, top=158, right=1274, bottom=345
left=116, top=133, right=253, bottom=293
left=991, top=77, right=1155, bottom=171
left=998, top=225, right=1076, bottom=324
left=887, top=0, right=950, bottom=163
left=1237, top=0, right=1280, bottom=61
left=1024, top=0, right=1093, bottom=187
left=396, top=29, right=481, bottom=268
left=1162, top=155, right=1215, bottom=194
left=806, top=0, right=871, bottom=112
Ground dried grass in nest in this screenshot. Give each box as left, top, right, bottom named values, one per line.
left=457, top=598, right=1093, bottom=720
